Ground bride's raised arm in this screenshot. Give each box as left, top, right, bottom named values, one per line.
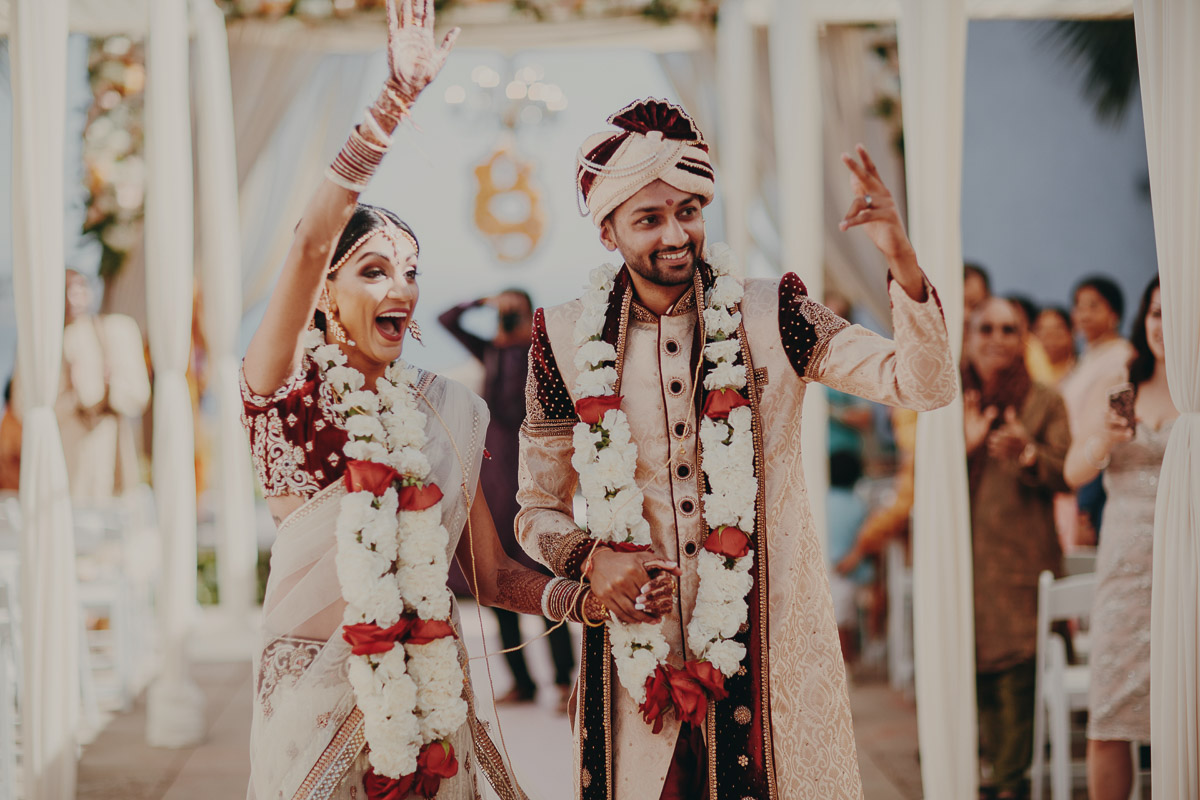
left=242, top=0, right=459, bottom=396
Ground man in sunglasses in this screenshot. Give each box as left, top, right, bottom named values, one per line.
left=962, top=297, right=1071, bottom=800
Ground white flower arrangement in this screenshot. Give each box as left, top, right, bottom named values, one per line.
left=569, top=246, right=759, bottom=722
left=305, top=327, right=467, bottom=781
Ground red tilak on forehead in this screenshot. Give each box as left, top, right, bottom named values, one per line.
left=665, top=199, right=675, bottom=206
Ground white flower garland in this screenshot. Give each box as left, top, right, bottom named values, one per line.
left=570, top=243, right=757, bottom=711
left=305, top=328, right=467, bottom=780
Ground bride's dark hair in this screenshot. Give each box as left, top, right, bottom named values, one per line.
left=313, top=204, right=419, bottom=333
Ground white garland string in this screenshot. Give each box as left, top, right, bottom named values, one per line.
left=305, top=328, right=468, bottom=780
left=570, top=243, right=757, bottom=710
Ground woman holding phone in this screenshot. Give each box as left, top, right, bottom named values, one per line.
left=1064, top=276, right=1174, bottom=800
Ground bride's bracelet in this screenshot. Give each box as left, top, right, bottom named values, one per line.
left=326, top=122, right=388, bottom=193
left=541, top=577, right=578, bottom=622
left=324, top=81, right=418, bottom=193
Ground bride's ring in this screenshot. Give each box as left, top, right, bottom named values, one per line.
left=864, top=194, right=873, bottom=209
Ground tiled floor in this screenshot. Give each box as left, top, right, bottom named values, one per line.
left=77, top=606, right=924, bottom=799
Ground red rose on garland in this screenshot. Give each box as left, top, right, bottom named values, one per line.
left=362, top=768, right=415, bottom=800
left=640, top=665, right=673, bottom=734
left=396, top=482, right=443, bottom=511
left=342, top=619, right=413, bottom=656
left=666, top=665, right=707, bottom=727
left=685, top=660, right=729, bottom=702
left=413, top=741, right=459, bottom=798
left=345, top=460, right=400, bottom=497
left=405, top=618, right=456, bottom=645
left=575, top=394, right=622, bottom=425
left=701, top=388, right=750, bottom=420
left=703, top=526, right=752, bottom=559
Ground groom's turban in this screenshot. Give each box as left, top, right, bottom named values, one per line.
left=576, top=99, right=715, bottom=226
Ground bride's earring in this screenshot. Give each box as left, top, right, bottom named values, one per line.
left=408, top=319, right=424, bottom=345
left=323, top=290, right=356, bottom=347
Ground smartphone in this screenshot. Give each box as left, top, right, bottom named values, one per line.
left=1107, top=383, right=1136, bottom=433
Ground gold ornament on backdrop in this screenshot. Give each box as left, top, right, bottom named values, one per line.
left=473, top=146, right=545, bottom=263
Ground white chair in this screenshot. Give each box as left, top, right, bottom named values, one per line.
left=1062, top=547, right=1098, bottom=577
left=1031, top=570, right=1098, bottom=800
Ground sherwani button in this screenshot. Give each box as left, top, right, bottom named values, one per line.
left=683, top=541, right=698, bottom=557
left=675, top=463, right=691, bottom=480
left=673, top=421, right=690, bottom=438
left=664, top=338, right=680, bottom=355
left=679, top=499, right=695, bottom=515
left=668, top=379, right=684, bottom=395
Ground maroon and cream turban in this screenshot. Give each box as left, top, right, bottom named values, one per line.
left=576, top=98, right=715, bottom=226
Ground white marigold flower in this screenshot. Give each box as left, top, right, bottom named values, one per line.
left=708, top=274, right=743, bottom=309
left=302, top=327, right=326, bottom=351
left=340, top=390, right=381, bottom=414
left=702, top=638, right=747, bottom=675
left=345, top=439, right=388, bottom=463
left=312, top=342, right=347, bottom=368
left=703, top=306, right=742, bottom=337
left=705, top=242, right=736, bottom=276
left=703, top=360, right=748, bottom=391
left=345, top=413, right=384, bottom=442
left=361, top=580, right=405, bottom=627
left=337, top=492, right=376, bottom=537
left=325, top=365, right=364, bottom=393
left=336, top=547, right=392, bottom=609
left=576, top=366, right=618, bottom=398
left=347, top=655, right=384, bottom=698
left=388, top=447, right=431, bottom=479
left=575, top=339, right=618, bottom=371
left=587, top=263, right=618, bottom=292
left=703, top=338, right=741, bottom=364
left=574, top=305, right=609, bottom=345
left=690, top=597, right=746, bottom=641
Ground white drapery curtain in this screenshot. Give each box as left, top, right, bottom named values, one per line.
left=193, top=0, right=259, bottom=622
left=233, top=47, right=374, bottom=312
left=898, top=2, right=977, bottom=799
left=767, top=1, right=830, bottom=548
left=1134, top=1, right=1200, bottom=796
left=10, top=0, right=80, bottom=795
left=143, top=0, right=204, bottom=748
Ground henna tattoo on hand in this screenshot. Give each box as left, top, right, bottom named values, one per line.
left=494, top=568, right=552, bottom=617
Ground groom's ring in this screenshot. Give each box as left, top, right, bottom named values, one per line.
left=864, top=194, right=873, bottom=209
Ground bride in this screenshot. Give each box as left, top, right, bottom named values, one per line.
left=239, top=2, right=674, bottom=798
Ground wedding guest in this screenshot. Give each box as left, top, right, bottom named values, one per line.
left=439, top=290, right=576, bottom=712
left=1064, top=277, right=1173, bottom=800
left=1032, top=306, right=1076, bottom=387
left=1007, top=294, right=1056, bottom=386
left=963, top=297, right=1069, bottom=800
left=1059, top=276, right=1134, bottom=546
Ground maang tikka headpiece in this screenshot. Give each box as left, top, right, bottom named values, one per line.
left=327, top=210, right=420, bottom=278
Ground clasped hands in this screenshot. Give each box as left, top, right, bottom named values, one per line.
left=964, top=392, right=1034, bottom=463
left=587, top=548, right=680, bottom=625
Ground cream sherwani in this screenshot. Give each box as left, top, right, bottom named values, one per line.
left=517, top=268, right=956, bottom=800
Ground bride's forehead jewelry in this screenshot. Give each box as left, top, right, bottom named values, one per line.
left=327, top=212, right=419, bottom=277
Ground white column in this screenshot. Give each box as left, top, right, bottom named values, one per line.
left=193, top=0, right=259, bottom=624
left=1133, top=2, right=1200, bottom=796
left=768, top=0, right=829, bottom=548
left=716, top=0, right=753, bottom=264
left=10, top=0, right=80, bottom=795
left=144, top=0, right=205, bottom=747
left=897, top=1, right=976, bottom=799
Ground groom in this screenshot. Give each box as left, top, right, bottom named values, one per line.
left=516, top=99, right=957, bottom=800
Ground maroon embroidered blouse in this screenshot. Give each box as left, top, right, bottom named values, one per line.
left=241, top=356, right=350, bottom=498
